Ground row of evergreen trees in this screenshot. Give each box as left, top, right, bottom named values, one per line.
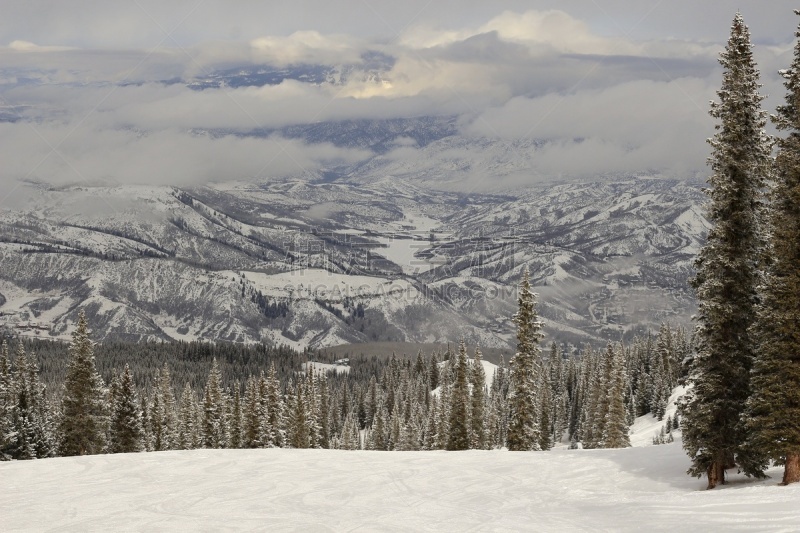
left=681, top=12, right=800, bottom=488
left=0, top=306, right=688, bottom=459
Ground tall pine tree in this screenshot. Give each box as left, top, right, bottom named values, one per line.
left=681, top=13, right=772, bottom=489
left=507, top=266, right=544, bottom=451
left=59, top=310, right=108, bottom=456
left=602, top=343, right=631, bottom=449
left=470, top=348, right=487, bottom=449
left=746, top=10, right=800, bottom=486
left=109, top=365, right=143, bottom=454
left=202, top=358, right=228, bottom=449
left=446, top=340, right=470, bottom=451
left=0, top=340, right=12, bottom=460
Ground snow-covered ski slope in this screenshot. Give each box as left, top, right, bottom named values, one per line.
left=1, top=442, right=797, bottom=532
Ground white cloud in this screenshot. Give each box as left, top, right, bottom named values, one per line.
left=400, top=10, right=593, bottom=52
left=0, top=4, right=794, bottom=191
left=7, top=40, right=75, bottom=52
left=463, top=77, right=715, bottom=143
left=0, top=122, right=371, bottom=189
left=250, top=31, right=364, bottom=66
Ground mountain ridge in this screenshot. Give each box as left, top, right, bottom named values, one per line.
left=0, top=172, right=704, bottom=350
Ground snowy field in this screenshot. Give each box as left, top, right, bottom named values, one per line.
left=1, top=442, right=798, bottom=532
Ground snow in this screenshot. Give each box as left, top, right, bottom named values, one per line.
left=373, top=234, right=433, bottom=274
left=1, top=442, right=798, bottom=531
left=675, top=205, right=710, bottom=238
left=372, top=208, right=440, bottom=274
left=546, top=251, right=573, bottom=283
left=237, top=269, right=416, bottom=301
left=302, top=361, right=351, bottom=375
left=630, top=386, right=686, bottom=447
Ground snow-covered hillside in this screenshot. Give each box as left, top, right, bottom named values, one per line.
left=0, top=174, right=704, bottom=349
left=1, top=442, right=797, bottom=532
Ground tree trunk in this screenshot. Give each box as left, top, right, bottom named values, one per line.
left=706, top=461, right=725, bottom=489
left=782, top=452, right=800, bottom=485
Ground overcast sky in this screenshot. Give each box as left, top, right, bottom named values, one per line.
left=0, top=1, right=797, bottom=193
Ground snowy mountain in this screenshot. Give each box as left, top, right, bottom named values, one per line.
left=0, top=167, right=705, bottom=349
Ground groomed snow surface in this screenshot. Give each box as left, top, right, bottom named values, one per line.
left=2, top=441, right=798, bottom=532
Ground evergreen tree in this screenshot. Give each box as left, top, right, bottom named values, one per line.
left=428, top=352, right=440, bottom=391
left=287, top=379, right=310, bottom=449
left=436, top=365, right=451, bottom=450
left=202, top=358, right=228, bottom=448
left=140, top=394, right=153, bottom=452
left=602, top=343, right=631, bottom=448
left=423, top=396, right=438, bottom=450
left=317, top=376, right=330, bottom=449
left=587, top=344, right=614, bottom=449
left=340, top=410, right=361, bottom=450
left=150, top=386, right=164, bottom=450
left=538, top=370, right=552, bottom=451
left=389, top=400, right=401, bottom=451
left=368, top=400, right=388, bottom=451
left=365, top=375, right=378, bottom=427
left=470, top=348, right=487, bottom=449
left=8, top=344, right=54, bottom=459
left=746, top=10, right=800, bottom=486
left=548, top=343, right=568, bottom=445
left=177, top=382, right=196, bottom=450
left=682, top=13, right=772, bottom=488
left=109, top=365, right=143, bottom=453
left=652, top=324, right=673, bottom=419
left=0, top=340, right=12, bottom=460
left=59, top=310, right=108, bottom=456
left=507, top=266, right=544, bottom=451
left=152, top=364, right=177, bottom=451
left=229, top=383, right=243, bottom=449
left=262, top=363, right=285, bottom=447
left=446, top=340, right=470, bottom=451
left=577, top=348, right=594, bottom=447
left=304, top=370, right=322, bottom=449
left=243, top=376, right=260, bottom=448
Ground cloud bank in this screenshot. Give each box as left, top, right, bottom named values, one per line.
left=0, top=3, right=796, bottom=195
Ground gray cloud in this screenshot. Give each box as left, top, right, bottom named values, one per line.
left=0, top=3, right=796, bottom=192
left=1, top=1, right=794, bottom=47
left=0, top=122, right=371, bottom=193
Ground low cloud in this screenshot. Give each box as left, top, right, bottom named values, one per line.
left=0, top=6, right=795, bottom=191
left=0, top=122, right=371, bottom=190
left=250, top=31, right=364, bottom=66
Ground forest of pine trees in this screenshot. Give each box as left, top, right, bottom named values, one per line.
left=0, top=304, right=690, bottom=460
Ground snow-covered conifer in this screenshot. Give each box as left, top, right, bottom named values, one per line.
left=470, top=348, right=487, bottom=449
left=59, top=310, right=108, bottom=456
left=507, top=266, right=544, bottom=451
left=682, top=13, right=772, bottom=488
left=538, top=367, right=552, bottom=450
left=0, top=340, right=12, bottom=460
left=177, top=382, right=196, bottom=450
left=746, top=10, right=800, bottom=486
left=447, top=340, right=470, bottom=450
left=202, top=358, right=228, bottom=448
left=109, top=365, right=143, bottom=453
left=229, top=384, right=243, bottom=449
left=602, top=343, right=631, bottom=449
